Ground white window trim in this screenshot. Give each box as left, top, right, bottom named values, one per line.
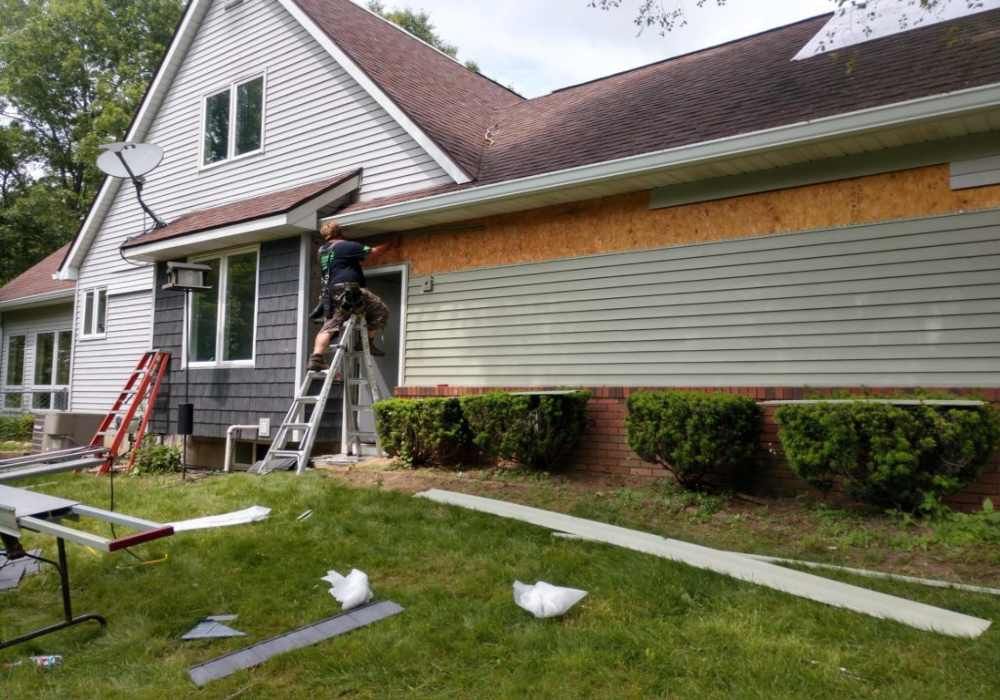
left=29, top=329, right=71, bottom=412
left=80, top=287, right=108, bottom=340
left=2, top=334, right=27, bottom=411
left=198, top=70, right=267, bottom=171
left=183, top=244, right=261, bottom=369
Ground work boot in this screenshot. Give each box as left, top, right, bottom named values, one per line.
left=308, top=353, right=328, bottom=371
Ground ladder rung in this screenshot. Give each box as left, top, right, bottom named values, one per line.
left=269, top=450, right=303, bottom=459
left=293, top=397, right=319, bottom=404
left=280, top=423, right=312, bottom=432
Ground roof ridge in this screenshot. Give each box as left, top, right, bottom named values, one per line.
left=547, top=11, right=835, bottom=96
left=350, top=0, right=525, bottom=100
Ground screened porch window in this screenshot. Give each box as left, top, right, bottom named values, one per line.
left=202, top=74, right=265, bottom=166
left=30, top=330, right=71, bottom=410
left=188, top=249, right=259, bottom=366
left=3, top=335, right=25, bottom=409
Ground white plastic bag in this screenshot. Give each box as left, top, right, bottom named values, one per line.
left=322, top=569, right=373, bottom=610
left=513, top=580, right=588, bottom=618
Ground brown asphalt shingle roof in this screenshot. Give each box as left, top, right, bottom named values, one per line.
left=0, top=244, right=75, bottom=305
left=123, top=171, right=360, bottom=248
left=292, top=0, right=523, bottom=178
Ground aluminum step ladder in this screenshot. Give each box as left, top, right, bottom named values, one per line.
left=256, top=314, right=388, bottom=476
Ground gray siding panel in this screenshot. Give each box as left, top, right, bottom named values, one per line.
left=951, top=154, right=1000, bottom=190
left=151, top=237, right=341, bottom=443
left=405, top=210, right=1000, bottom=387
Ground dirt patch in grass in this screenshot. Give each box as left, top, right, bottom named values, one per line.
left=318, top=460, right=1000, bottom=586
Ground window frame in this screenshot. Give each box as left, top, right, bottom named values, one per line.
left=198, top=71, right=267, bottom=170
left=29, top=329, right=71, bottom=412
left=80, top=287, right=108, bottom=340
left=184, top=245, right=261, bottom=369
left=3, top=334, right=26, bottom=410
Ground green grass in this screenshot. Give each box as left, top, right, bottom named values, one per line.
left=2, top=472, right=999, bottom=698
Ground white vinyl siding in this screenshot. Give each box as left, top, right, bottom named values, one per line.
left=0, top=304, right=74, bottom=412
left=69, top=290, right=153, bottom=412
left=404, top=210, right=1000, bottom=387
left=72, top=0, right=451, bottom=410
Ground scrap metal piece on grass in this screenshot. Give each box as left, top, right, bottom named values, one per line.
left=167, top=506, right=271, bottom=532
left=182, top=615, right=246, bottom=640
left=187, top=601, right=403, bottom=687
left=418, top=489, right=991, bottom=639
left=0, top=549, right=41, bottom=591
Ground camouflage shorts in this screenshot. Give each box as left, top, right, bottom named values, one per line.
left=321, top=286, right=389, bottom=335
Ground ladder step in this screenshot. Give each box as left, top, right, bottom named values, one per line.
left=293, top=397, right=319, bottom=404
left=279, top=423, right=312, bottom=432
left=269, top=450, right=304, bottom=459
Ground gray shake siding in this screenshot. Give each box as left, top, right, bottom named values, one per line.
left=405, top=209, right=1000, bottom=387
left=152, top=236, right=340, bottom=440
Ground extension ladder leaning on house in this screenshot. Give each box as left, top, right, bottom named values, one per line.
left=255, top=300, right=390, bottom=476
left=0, top=351, right=170, bottom=482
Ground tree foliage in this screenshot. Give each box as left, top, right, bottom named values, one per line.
left=0, top=0, right=183, bottom=285
left=590, top=0, right=982, bottom=37
left=367, top=1, right=480, bottom=72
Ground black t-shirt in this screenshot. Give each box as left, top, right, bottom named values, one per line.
left=319, top=240, right=372, bottom=288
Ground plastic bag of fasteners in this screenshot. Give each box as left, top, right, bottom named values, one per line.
left=321, top=569, right=373, bottom=610
left=513, top=581, right=588, bottom=618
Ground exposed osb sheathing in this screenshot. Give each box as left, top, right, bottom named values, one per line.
left=373, top=165, right=1000, bottom=277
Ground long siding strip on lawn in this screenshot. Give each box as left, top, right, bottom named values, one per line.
left=417, top=489, right=991, bottom=638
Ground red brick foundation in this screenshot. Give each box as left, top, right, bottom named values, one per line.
left=394, top=385, right=1000, bottom=509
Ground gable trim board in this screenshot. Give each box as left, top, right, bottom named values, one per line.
left=277, top=0, right=470, bottom=185
left=0, top=289, right=76, bottom=313
left=334, top=81, right=1000, bottom=234
left=57, top=0, right=468, bottom=281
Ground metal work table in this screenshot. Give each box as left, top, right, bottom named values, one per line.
left=0, top=484, right=174, bottom=650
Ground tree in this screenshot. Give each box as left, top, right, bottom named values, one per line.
left=0, top=0, right=183, bottom=285
left=589, top=0, right=982, bottom=38
left=367, top=1, right=480, bottom=71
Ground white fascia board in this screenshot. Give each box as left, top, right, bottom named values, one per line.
left=277, top=0, right=472, bottom=185
left=122, top=214, right=293, bottom=262
left=0, top=288, right=76, bottom=312
left=58, top=0, right=213, bottom=280
left=285, top=175, right=362, bottom=229
left=335, top=81, right=1000, bottom=228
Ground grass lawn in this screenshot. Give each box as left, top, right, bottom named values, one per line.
left=2, top=470, right=999, bottom=698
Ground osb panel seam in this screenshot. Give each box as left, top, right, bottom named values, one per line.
left=371, top=165, right=1000, bottom=277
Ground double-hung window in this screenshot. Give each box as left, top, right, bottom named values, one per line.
left=202, top=74, right=265, bottom=166
left=188, top=248, right=259, bottom=367
left=81, top=288, right=107, bottom=338
left=3, top=335, right=26, bottom=409
left=31, top=330, right=72, bottom=410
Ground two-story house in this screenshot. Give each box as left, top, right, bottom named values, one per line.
left=51, top=0, right=1000, bottom=498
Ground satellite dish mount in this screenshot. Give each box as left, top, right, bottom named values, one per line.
left=97, top=142, right=167, bottom=230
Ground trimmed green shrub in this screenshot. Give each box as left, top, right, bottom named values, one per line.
left=776, top=402, right=1000, bottom=512
left=373, top=398, right=470, bottom=467
left=131, top=437, right=182, bottom=475
left=459, top=391, right=591, bottom=470
left=0, top=413, right=34, bottom=442
left=626, top=391, right=761, bottom=489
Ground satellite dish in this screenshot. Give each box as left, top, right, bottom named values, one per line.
left=97, top=142, right=164, bottom=179
left=96, top=141, right=168, bottom=229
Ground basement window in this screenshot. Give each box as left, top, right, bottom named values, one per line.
left=187, top=247, right=259, bottom=367
left=201, top=74, right=265, bottom=167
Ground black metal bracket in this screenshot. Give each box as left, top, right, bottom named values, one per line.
left=0, top=538, right=107, bottom=651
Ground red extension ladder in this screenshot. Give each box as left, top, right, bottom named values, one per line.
left=90, top=350, right=170, bottom=474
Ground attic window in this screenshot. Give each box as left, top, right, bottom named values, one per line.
left=201, top=74, right=265, bottom=166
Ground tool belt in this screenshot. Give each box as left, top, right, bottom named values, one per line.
left=322, top=282, right=364, bottom=317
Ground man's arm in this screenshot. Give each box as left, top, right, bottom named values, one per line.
left=364, top=236, right=398, bottom=265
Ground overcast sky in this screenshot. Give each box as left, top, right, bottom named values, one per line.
left=360, top=0, right=835, bottom=97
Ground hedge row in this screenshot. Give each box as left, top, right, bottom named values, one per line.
left=624, top=390, right=999, bottom=511
left=0, top=413, right=33, bottom=442
left=373, top=391, right=591, bottom=470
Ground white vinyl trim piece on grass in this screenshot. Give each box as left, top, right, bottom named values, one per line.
left=417, top=489, right=991, bottom=638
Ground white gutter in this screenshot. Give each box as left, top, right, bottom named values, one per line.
left=0, top=288, right=76, bottom=312
left=333, top=81, right=1000, bottom=228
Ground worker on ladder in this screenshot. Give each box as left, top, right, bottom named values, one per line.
left=309, top=220, right=394, bottom=372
